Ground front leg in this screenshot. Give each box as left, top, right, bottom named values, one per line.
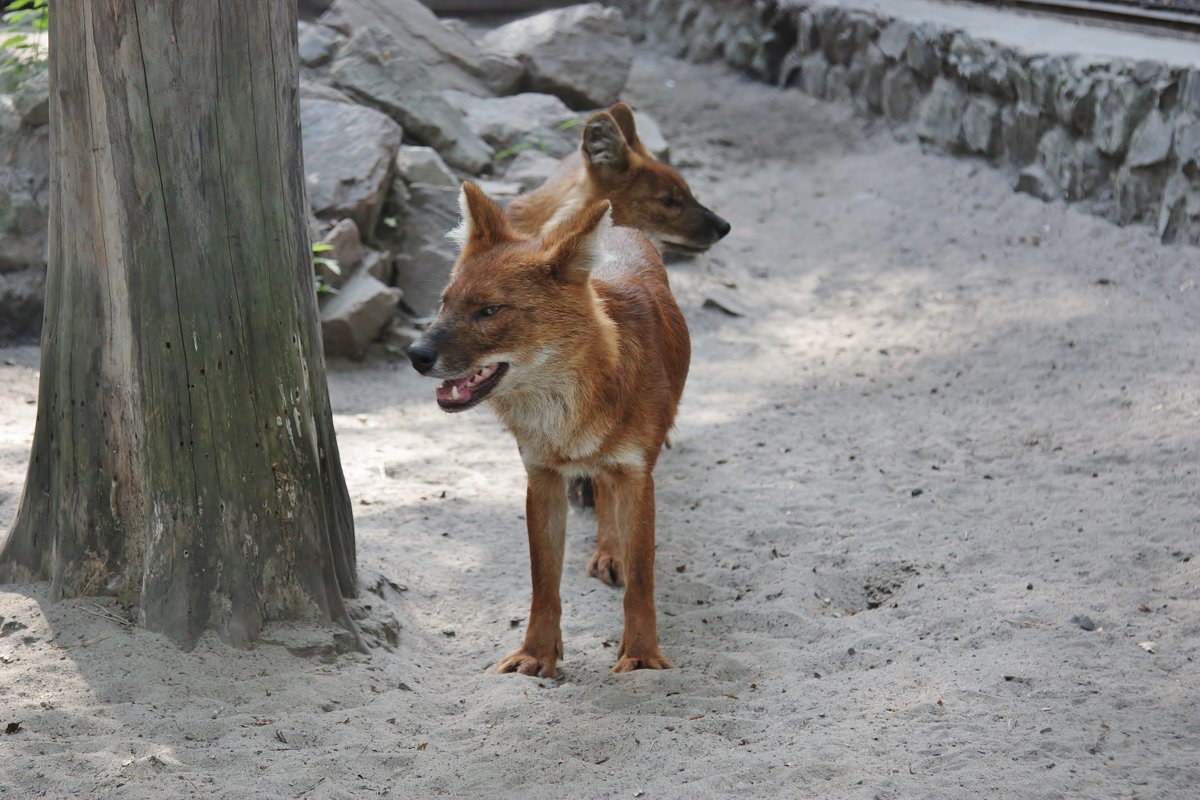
left=595, top=467, right=674, bottom=673
left=497, top=466, right=567, bottom=678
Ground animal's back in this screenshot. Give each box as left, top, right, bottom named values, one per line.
left=592, top=226, right=690, bottom=411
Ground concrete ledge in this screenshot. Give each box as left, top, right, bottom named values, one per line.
left=610, top=0, right=1200, bottom=244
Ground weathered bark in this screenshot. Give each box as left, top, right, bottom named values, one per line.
left=0, top=1, right=360, bottom=650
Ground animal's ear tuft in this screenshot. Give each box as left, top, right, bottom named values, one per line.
left=582, top=111, right=630, bottom=173
left=447, top=181, right=512, bottom=251
left=607, top=103, right=647, bottom=156
left=544, top=200, right=612, bottom=284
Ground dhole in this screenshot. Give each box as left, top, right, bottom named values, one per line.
left=508, top=102, right=728, bottom=512
left=407, top=182, right=690, bottom=676
left=506, top=102, right=731, bottom=253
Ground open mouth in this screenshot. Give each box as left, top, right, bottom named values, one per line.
left=435, top=362, right=508, bottom=413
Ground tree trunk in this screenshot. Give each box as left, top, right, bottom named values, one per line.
left=0, top=1, right=361, bottom=650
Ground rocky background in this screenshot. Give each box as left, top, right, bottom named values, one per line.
left=610, top=0, right=1200, bottom=247
left=0, top=0, right=660, bottom=353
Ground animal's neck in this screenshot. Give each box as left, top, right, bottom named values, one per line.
left=493, top=284, right=620, bottom=453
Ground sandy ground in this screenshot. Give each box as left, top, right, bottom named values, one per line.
left=2, top=53, right=1199, bottom=799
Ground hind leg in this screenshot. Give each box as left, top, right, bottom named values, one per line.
left=585, top=479, right=624, bottom=587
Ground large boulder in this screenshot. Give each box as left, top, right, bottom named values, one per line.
left=13, top=70, right=49, bottom=128
left=0, top=267, right=44, bottom=340
left=481, top=3, right=634, bottom=109
left=395, top=145, right=457, bottom=188
left=301, top=96, right=402, bottom=236
left=297, top=22, right=344, bottom=68
left=386, top=184, right=461, bottom=318
left=503, top=148, right=562, bottom=192
left=319, top=269, right=402, bottom=359
left=332, top=28, right=493, bottom=174
left=323, top=0, right=523, bottom=96
left=442, top=90, right=581, bottom=160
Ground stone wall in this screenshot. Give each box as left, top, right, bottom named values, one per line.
left=610, top=0, right=1200, bottom=245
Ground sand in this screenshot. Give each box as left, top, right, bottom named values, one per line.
left=1, top=53, right=1198, bottom=799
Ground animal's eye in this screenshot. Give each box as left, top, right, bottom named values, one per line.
left=477, top=305, right=502, bottom=318
left=660, top=195, right=682, bottom=209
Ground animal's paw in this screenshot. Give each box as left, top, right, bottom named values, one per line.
left=611, top=653, right=675, bottom=673
left=586, top=551, right=625, bottom=587
left=496, top=648, right=559, bottom=678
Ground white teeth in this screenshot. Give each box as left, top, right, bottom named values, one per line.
left=451, top=385, right=460, bottom=400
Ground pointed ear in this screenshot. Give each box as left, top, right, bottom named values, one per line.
left=447, top=181, right=513, bottom=251
left=581, top=111, right=630, bottom=175
left=607, top=102, right=646, bottom=155
left=543, top=200, right=612, bottom=284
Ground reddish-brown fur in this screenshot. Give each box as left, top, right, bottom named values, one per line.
left=407, top=182, right=690, bottom=675
left=506, top=103, right=730, bottom=253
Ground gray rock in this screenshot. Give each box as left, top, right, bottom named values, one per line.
left=859, top=47, right=887, bottom=113
left=799, top=53, right=828, bottom=99
left=1015, top=164, right=1060, bottom=202
left=795, top=10, right=818, bottom=56
left=301, top=96, right=402, bottom=236
left=1037, top=126, right=1073, bottom=192
left=915, top=77, right=966, bottom=151
left=381, top=319, right=422, bottom=355
left=395, top=146, right=457, bottom=188
left=324, top=0, right=521, bottom=96
left=0, top=266, right=44, bottom=340
left=877, top=20, right=912, bottom=61
left=388, top=184, right=462, bottom=318
left=316, top=218, right=365, bottom=290
left=778, top=47, right=804, bottom=89
left=633, top=110, right=671, bottom=163
left=905, top=24, right=941, bottom=79
left=1091, top=74, right=1155, bottom=157
left=1175, top=114, right=1200, bottom=169
left=319, top=269, right=402, bottom=360
left=948, top=33, right=1011, bottom=100
left=299, top=80, right=355, bottom=105
left=1019, top=56, right=1061, bottom=114
left=1181, top=68, right=1200, bottom=113
left=722, top=23, right=758, bottom=73
left=962, top=95, right=1000, bottom=156
left=332, top=28, right=493, bottom=174
left=0, top=172, right=46, bottom=271
left=474, top=179, right=524, bottom=201
left=1053, top=66, right=1095, bottom=136
left=13, top=70, right=48, bottom=128
left=1113, top=163, right=1167, bottom=225
left=682, top=6, right=722, bottom=63
left=825, top=65, right=851, bottom=104
left=503, top=148, right=561, bottom=193
left=482, top=4, right=634, bottom=109
left=1066, top=140, right=1109, bottom=201
left=298, top=23, right=343, bottom=68
left=1000, top=103, right=1046, bottom=165
left=1157, top=171, right=1200, bottom=244
left=442, top=90, right=580, bottom=161
left=882, top=66, right=921, bottom=125
left=1126, top=112, right=1173, bottom=169
left=361, top=249, right=393, bottom=284
left=817, top=8, right=855, bottom=66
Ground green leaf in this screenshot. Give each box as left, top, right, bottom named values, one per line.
left=383, top=216, right=397, bottom=229
left=312, top=257, right=342, bottom=276
left=311, top=242, right=334, bottom=253
left=493, top=141, right=534, bottom=161
left=557, top=118, right=583, bottom=131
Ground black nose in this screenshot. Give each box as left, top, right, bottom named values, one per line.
left=407, top=342, right=438, bottom=374
left=713, top=215, right=731, bottom=240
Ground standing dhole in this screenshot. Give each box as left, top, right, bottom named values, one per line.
left=407, top=182, right=690, bottom=676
